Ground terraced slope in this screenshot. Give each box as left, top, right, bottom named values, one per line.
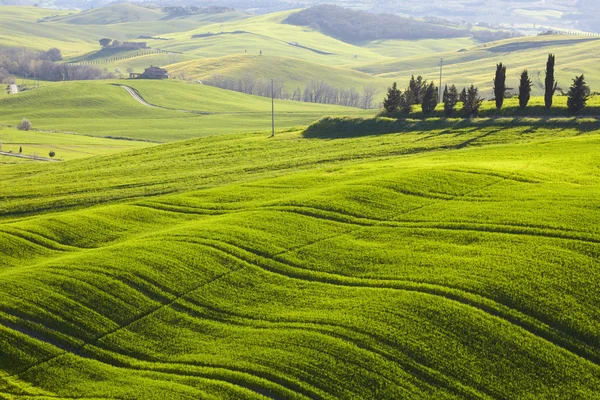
left=1, top=121, right=599, bottom=398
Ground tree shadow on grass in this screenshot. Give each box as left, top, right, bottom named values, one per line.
left=302, top=116, right=600, bottom=139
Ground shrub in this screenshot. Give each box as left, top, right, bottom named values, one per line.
left=48, top=151, right=56, bottom=158
left=17, top=118, right=32, bottom=131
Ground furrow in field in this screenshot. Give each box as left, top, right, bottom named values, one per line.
left=170, top=299, right=493, bottom=399
left=184, top=238, right=600, bottom=366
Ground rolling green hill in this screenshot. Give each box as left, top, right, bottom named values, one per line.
left=1, top=120, right=599, bottom=398
left=50, top=3, right=165, bottom=25
left=165, top=55, right=385, bottom=93
left=0, top=80, right=372, bottom=141
left=360, top=35, right=600, bottom=97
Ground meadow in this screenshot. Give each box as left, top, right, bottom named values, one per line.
left=1, top=4, right=600, bottom=398
left=1, top=120, right=600, bottom=398
left=0, top=80, right=371, bottom=142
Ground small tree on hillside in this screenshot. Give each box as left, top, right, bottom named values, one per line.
left=544, top=53, right=558, bottom=109
left=462, top=85, right=483, bottom=118
left=493, top=63, right=507, bottom=109
left=443, top=85, right=449, bottom=103
left=17, top=118, right=32, bottom=131
left=421, top=82, right=438, bottom=113
left=459, top=87, right=467, bottom=104
left=99, top=38, right=112, bottom=48
left=48, top=151, right=56, bottom=158
left=567, top=74, right=590, bottom=113
left=383, top=82, right=402, bottom=113
left=444, top=85, right=459, bottom=115
left=518, top=70, right=533, bottom=109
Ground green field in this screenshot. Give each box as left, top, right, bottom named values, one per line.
left=0, top=80, right=371, bottom=142
left=1, top=120, right=600, bottom=398
left=0, top=127, right=151, bottom=162
left=1, top=4, right=600, bottom=398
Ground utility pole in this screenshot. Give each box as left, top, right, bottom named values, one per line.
left=439, top=58, right=444, bottom=104
left=271, top=78, right=275, bottom=138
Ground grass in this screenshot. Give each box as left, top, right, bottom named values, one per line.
left=0, top=80, right=372, bottom=142
left=360, top=35, right=600, bottom=97
left=0, top=121, right=599, bottom=398
left=0, top=127, right=152, bottom=162
left=165, top=54, right=385, bottom=94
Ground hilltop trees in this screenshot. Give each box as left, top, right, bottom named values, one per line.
left=421, top=82, right=438, bottom=113
left=567, top=75, right=590, bottom=113
left=444, top=85, right=459, bottom=115
left=545, top=54, right=558, bottom=109
left=383, top=82, right=401, bottom=112
left=459, top=87, right=467, bottom=104
left=518, top=70, right=533, bottom=109
left=462, top=85, right=483, bottom=118
left=406, top=75, right=427, bottom=105
left=493, top=63, right=507, bottom=109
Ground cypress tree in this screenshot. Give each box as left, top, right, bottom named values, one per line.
left=462, top=85, right=483, bottom=118
left=421, top=82, right=438, bottom=113
left=407, top=75, right=426, bottom=105
left=399, top=92, right=412, bottom=114
left=19, top=146, right=22, bottom=154
left=493, top=63, right=507, bottom=109
left=567, top=74, right=590, bottom=113
left=518, top=70, right=533, bottom=109
left=444, top=85, right=459, bottom=115
left=544, top=54, right=558, bottom=109
left=459, top=87, right=467, bottom=104
left=383, top=82, right=401, bottom=113
left=443, top=85, right=449, bottom=103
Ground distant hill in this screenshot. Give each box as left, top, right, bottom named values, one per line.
left=284, top=5, right=470, bottom=43
left=50, top=4, right=173, bottom=25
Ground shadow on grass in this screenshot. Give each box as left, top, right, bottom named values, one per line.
left=303, top=116, right=600, bottom=139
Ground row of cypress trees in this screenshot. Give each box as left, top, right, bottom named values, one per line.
left=384, top=53, right=592, bottom=117
left=494, top=54, right=591, bottom=112
left=383, top=78, right=484, bottom=117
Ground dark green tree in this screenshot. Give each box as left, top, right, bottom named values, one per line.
left=567, top=74, right=590, bottom=113
left=544, top=54, right=558, bottom=109
left=459, top=87, right=467, bottom=104
left=406, top=75, right=427, bottom=105
left=493, top=63, right=507, bottom=109
left=443, top=84, right=449, bottom=103
left=518, top=70, right=533, bottom=109
left=444, top=85, right=459, bottom=115
left=399, top=92, right=412, bottom=114
left=383, top=82, right=401, bottom=113
left=462, top=85, right=483, bottom=118
left=421, top=82, right=438, bottom=113
left=19, top=146, right=22, bottom=154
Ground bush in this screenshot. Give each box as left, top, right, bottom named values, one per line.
left=48, top=151, right=56, bottom=158
left=17, top=118, right=32, bottom=131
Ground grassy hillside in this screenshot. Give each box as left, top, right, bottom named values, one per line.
left=0, top=121, right=599, bottom=398
left=0, top=127, right=151, bottom=162
left=50, top=3, right=164, bottom=25
left=0, top=80, right=372, bottom=141
left=165, top=55, right=385, bottom=93
left=360, top=35, right=600, bottom=97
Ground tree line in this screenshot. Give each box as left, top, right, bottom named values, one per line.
left=0, top=47, right=116, bottom=83
left=383, top=53, right=592, bottom=117
left=207, top=73, right=379, bottom=109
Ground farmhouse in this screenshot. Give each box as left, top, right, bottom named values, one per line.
left=134, top=66, right=169, bottom=80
